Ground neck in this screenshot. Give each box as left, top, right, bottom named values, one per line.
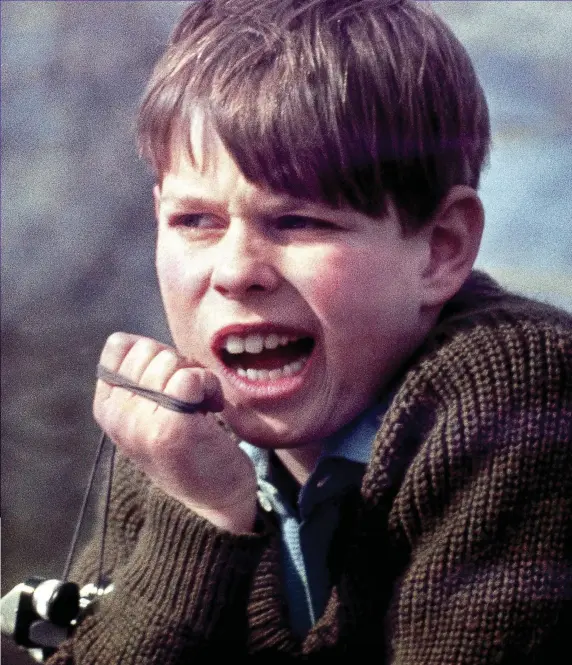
left=275, top=441, right=323, bottom=486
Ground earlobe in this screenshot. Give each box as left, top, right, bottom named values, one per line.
left=421, top=186, right=484, bottom=308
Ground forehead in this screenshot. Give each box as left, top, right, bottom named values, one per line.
left=160, top=143, right=296, bottom=217
left=159, top=112, right=400, bottom=230
left=160, top=113, right=328, bottom=217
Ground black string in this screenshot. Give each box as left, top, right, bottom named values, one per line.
left=62, top=365, right=209, bottom=587
left=96, top=364, right=209, bottom=414
left=62, top=430, right=108, bottom=583
left=97, top=443, right=115, bottom=593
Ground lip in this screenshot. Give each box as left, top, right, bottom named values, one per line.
left=210, top=322, right=317, bottom=402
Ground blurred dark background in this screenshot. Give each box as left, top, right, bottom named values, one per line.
left=1, top=2, right=571, bottom=663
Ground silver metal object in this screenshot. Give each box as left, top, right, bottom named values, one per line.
left=1, top=577, right=113, bottom=661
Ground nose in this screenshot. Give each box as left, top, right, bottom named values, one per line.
left=210, top=220, right=280, bottom=298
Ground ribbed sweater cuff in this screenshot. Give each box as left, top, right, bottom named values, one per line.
left=118, top=485, right=268, bottom=631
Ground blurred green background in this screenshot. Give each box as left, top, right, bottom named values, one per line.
left=2, top=2, right=571, bottom=663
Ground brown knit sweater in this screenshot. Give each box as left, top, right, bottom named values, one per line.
left=48, top=272, right=572, bottom=664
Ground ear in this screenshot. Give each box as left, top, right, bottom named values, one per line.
left=420, top=185, right=484, bottom=308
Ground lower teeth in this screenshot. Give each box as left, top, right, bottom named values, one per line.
left=236, top=357, right=307, bottom=381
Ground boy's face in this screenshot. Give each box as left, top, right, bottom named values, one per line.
left=154, top=127, right=432, bottom=449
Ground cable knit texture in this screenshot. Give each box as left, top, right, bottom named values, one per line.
left=47, top=272, right=572, bottom=664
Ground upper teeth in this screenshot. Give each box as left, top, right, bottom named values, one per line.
left=224, top=333, right=295, bottom=354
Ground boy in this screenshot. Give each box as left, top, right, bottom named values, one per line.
left=50, top=0, right=571, bottom=662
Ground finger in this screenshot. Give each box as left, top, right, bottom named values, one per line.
left=96, top=350, right=217, bottom=416
left=96, top=366, right=208, bottom=415
left=96, top=332, right=140, bottom=401
left=117, top=337, right=171, bottom=384
left=95, top=334, right=172, bottom=422
left=163, top=367, right=224, bottom=413
left=138, top=348, right=182, bottom=393
left=104, top=337, right=169, bottom=412
left=138, top=350, right=209, bottom=413
left=201, top=371, right=225, bottom=412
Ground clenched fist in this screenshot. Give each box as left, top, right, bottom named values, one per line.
left=94, top=332, right=258, bottom=534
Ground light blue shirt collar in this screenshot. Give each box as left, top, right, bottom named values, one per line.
left=240, top=400, right=384, bottom=486
left=317, top=401, right=382, bottom=464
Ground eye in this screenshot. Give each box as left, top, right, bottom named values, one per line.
left=170, top=213, right=222, bottom=230
left=275, top=215, right=336, bottom=231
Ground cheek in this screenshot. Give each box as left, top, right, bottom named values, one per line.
left=295, top=246, right=384, bottom=323
left=156, top=238, right=206, bottom=308
left=155, top=242, right=211, bottom=356
left=292, top=246, right=418, bottom=373
left=155, top=245, right=210, bottom=363
left=306, top=259, right=347, bottom=308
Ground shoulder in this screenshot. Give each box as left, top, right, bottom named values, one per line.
left=373, top=275, right=572, bottom=664
left=364, top=272, right=571, bottom=506
left=412, top=270, right=572, bottom=409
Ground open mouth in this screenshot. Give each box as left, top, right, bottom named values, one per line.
left=218, top=332, right=315, bottom=382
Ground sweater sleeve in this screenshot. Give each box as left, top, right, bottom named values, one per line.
left=383, top=319, right=572, bottom=664
left=46, top=453, right=276, bottom=665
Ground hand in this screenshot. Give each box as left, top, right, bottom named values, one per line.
left=93, top=332, right=258, bottom=534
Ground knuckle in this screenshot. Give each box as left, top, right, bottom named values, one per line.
left=106, top=331, right=133, bottom=352
left=164, top=367, right=204, bottom=402
left=100, top=332, right=135, bottom=366
left=174, top=366, right=202, bottom=388
left=154, top=347, right=180, bottom=368
left=135, top=336, right=161, bottom=353
left=142, top=349, right=181, bottom=385
left=127, top=337, right=163, bottom=364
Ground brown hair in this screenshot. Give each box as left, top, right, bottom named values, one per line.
left=137, top=0, right=490, bottom=229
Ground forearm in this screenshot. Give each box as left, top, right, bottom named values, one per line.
left=47, top=473, right=270, bottom=665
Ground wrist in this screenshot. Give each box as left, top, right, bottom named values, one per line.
left=177, top=482, right=259, bottom=534
left=187, top=500, right=258, bottom=534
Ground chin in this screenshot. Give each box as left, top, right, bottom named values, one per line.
left=223, top=406, right=316, bottom=448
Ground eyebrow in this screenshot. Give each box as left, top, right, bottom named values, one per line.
left=158, top=194, right=214, bottom=209
left=158, top=192, right=314, bottom=217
